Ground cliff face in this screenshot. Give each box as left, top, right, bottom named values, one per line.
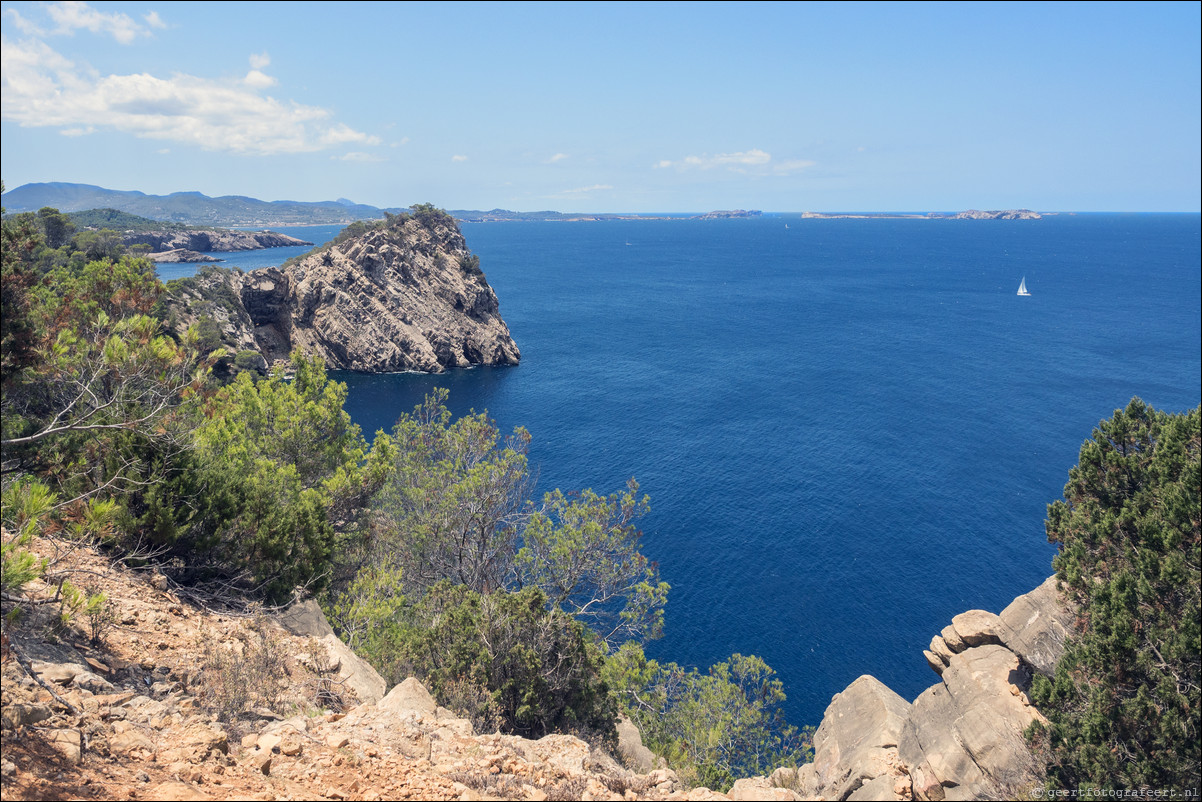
left=260, top=215, right=520, bottom=372
left=163, top=214, right=521, bottom=373
left=766, top=576, right=1074, bottom=801
left=127, top=229, right=312, bottom=252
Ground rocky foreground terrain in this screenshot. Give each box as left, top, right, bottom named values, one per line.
left=163, top=214, right=521, bottom=373
left=2, top=523, right=1072, bottom=801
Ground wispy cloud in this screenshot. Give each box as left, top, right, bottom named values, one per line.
left=334, top=151, right=388, bottom=163
left=46, top=1, right=155, bottom=44
left=546, top=152, right=569, bottom=163
left=654, top=148, right=814, bottom=176
left=655, top=149, right=771, bottom=171
left=144, top=11, right=167, bottom=30
left=451, top=154, right=468, bottom=162
left=0, top=33, right=381, bottom=156
left=560, top=184, right=612, bottom=194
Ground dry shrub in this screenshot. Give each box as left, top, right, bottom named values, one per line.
left=438, top=675, right=504, bottom=734
left=546, top=776, right=588, bottom=801
left=447, top=771, right=529, bottom=798
left=197, top=615, right=288, bottom=722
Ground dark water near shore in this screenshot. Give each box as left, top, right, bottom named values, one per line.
left=164, top=214, right=1202, bottom=728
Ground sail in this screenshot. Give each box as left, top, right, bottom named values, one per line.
left=1017, top=277, right=1030, bottom=296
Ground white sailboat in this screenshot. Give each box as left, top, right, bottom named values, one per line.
left=1017, top=276, right=1031, bottom=296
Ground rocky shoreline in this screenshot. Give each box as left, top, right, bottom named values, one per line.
left=124, top=229, right=313, bottom=253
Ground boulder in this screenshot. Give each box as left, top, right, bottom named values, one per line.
left=615, top=715, right=656, bottom=773
left=528, top=734, right=591, bottom=775
left=47, top=728, right=81, bottom=762
left=378, top=677, right=439, bottom=718
left=278, top=599, right=336, bottom=639
left=727, top=776, right=799, bottom=800
left=319, top=633, right=387, bottom=706
left=806, top=675, right=911, bottom=800
left=950, top=610, right=1005, bottom=648
left=940, top=624, right=966, bottom=653
left=30, top=660, right=87, bottom=684
left=997, top=575, right=1075, bottom=677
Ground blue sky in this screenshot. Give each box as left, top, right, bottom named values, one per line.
left=2, top=1, right=1199, bottom=212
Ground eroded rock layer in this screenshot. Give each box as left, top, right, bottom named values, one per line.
left=163, top=214, right=521, bottom=374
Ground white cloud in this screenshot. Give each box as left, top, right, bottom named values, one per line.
left=656, top=149, right=772, bottom=171
left=0, top=34, right=381, bottom=156
left=4, top=8, right=45, bottom=36
left=46, top=1, right=150, bottom=44
left=451, top=154, right=468, bottom=162
left=561, top=184, right=612, bottom=194
left=772, top=159, right=816, bottom=175
left=654, top=148, right=814, bottom=177
left=60, top=125, right=95, bottom=136
left=334, top=152, right=388, bottom=163
left=546, top=152, right=569, bottom=163
left=144, top=11, right=167, bottom=30
left=249, top=52, right=271, bottom=70
left=243, top=69, right=276, bottom=89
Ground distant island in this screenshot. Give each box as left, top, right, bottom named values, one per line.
left=3, top=182, right=1043, bottom=227
left=801, top=209, right=1044, bottom=220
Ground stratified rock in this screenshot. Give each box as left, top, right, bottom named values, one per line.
left=997, top=575, right=1074, bottom=677
left=900, top=645, right=1045, bottom=799
left=125, top=229, right=312, bottom=253
left=161, top=213, right=521, bottom=374
left=269, top=215, right=520, bottom=372
left=145, top=249, right=223, bottom=263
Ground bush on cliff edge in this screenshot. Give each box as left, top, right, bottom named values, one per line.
left=1030, top=399, right=1200, bottom=793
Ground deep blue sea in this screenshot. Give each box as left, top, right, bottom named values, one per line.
left=159, top=214, right=1202, bottom=728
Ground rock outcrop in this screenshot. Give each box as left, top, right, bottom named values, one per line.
left=162, top=214, right=521, bottom=373
left=126, top=229, right=312, bottom=252
left=145, top=249, right=224, bottom=263
left=779, top=575, right=1073, bottom=801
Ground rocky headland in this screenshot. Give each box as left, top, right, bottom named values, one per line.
left=163, top=211, right=521, bottom=373
left=126, top=229, right=313, bottom=253
left=146, top=249, right=224, bottom=264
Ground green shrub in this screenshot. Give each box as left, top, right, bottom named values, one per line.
left=603, top=643, right=813, bottom=791
left=1029, top=399, right=1200, bottom=793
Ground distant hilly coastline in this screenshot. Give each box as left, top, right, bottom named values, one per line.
left=2, top=182, right=1043, bottom=227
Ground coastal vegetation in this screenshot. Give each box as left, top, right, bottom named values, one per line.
left=1, top=193, right=811, bottom=790
left=5, top=187, right=1196, bottom=794
left=1029, top=399, right=1201, bottom=793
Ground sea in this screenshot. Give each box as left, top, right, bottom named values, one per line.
left=165, top=213, right=1202, bottom=729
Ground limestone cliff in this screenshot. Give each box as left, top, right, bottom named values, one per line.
left=163, top=212, right=521, bottom=373
left=766, top=576, right=1074, bottom=801
left=126, top=229, right=312, bottom=252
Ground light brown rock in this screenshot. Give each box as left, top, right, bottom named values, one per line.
left=47, top=728, right=81, bottom=762
left=110, top=729, right=156, bottom=755
left=997, top=575, right=1075, bottom=677
left=147, top=780, right=212, bottom=801
left=615, top=715, right=656, bottom=773
left=728, top=776, right=799, bottom=800
left=950, top=610, right=1005, bottom=648
left=378, top=676, right=438, bottom=718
